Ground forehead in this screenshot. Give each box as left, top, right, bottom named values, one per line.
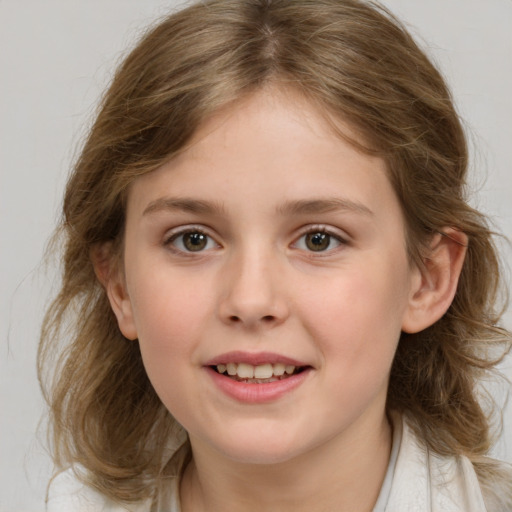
left=126, top=87, right=402, bottom=227
left=179, top=87, right=376, bottom=171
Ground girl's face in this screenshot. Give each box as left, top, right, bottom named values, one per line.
left=113, top=88, right=421, bottom=465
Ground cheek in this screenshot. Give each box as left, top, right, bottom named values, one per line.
left=127, top=270, right=213, bottom=383
left=129, top=280, right=208, bottom=416
left=129, top=263, right=208, bottom=336
left=300, top=267, right=409, bottom=418
left=299, top=257, right=410, bottom=373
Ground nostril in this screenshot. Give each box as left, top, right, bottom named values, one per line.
left=228, top=314, right=275, bottom=324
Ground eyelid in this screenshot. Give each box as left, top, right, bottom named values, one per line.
left=163, top=224, right=204, bottom=242
left=291, top=224, right=350, bottom=252
left=163, top=224, right=221, bottom=254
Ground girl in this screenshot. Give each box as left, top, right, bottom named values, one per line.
left=39, top=0, right=512, bottom=510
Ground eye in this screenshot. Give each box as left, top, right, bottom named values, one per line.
left=293, top=229, right=345, bottom=252
left=166, top=229, right=218, bottom=253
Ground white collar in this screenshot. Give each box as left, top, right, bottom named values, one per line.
left=382, top=414, right=488, bottom=512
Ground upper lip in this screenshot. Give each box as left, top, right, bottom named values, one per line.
left=205, top=351, right=309, bottom=367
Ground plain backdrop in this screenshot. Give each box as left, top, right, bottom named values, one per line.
left=1, top=1, right=511, bottom=511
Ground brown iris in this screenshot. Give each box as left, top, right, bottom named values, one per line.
left=305, top=232, right=331, bottom=251
left=183, top=232, right=208, bottom=251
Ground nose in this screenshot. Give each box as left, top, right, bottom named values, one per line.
left=217, top=247, right=289, bottom=330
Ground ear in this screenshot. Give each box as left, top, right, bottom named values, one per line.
left=401, top=228, right=468, bottom=334
left=90, top=243, right=138, bottom=340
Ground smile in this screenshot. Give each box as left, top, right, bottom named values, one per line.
left=212, top=363, right=305, bottom=383
left=205, top=354, right=312, bottom=403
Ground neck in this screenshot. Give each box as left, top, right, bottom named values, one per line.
left=180, top=412, right=393, bottom=512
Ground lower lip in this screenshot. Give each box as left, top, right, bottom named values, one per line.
left=205, top=367, right=312, bottom=404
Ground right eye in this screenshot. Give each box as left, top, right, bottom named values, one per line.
left=165, top=229, right=218, bottom=253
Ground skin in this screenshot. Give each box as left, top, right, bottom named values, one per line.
left=102, top=87, right=467, bottom=511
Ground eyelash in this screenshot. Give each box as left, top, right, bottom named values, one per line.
left=163, top=225, right=349, bottom=255
left=293, top=226, right=348, bottom=254
left=164, top=226, right=218, bottom=254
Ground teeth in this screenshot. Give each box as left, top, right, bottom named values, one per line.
left=254, top=363, right=273, bottom=379
left=237, top=363, right=254, bottom=379
left=273, top=363, right=285, bottom=376
left=215, top=363, right=299, bottom=380
left=285, top=365, right=295, bottom=375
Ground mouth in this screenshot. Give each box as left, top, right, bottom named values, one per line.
left=210, top=362, right=308, bottom=384
left=205, top=354, right=312, bottom=402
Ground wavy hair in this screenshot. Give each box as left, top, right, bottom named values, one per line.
left=39, top=0, right=511, bottom=504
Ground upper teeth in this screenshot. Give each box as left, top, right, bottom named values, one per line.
left=216, top=363, right=296, bottom=379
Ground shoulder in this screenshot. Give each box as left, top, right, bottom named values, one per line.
left=46, top=468, right=151, bottom=512
left=45, top=442, right=189, bottom=512
left=387, top=414, right=512, bottom=512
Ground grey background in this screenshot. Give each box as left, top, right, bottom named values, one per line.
left=1, top=1, right=511, bottom=510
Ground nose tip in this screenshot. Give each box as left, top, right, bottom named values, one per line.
left=218, top=255, right=289, bottom=329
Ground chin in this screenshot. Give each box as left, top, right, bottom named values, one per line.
left=203, top=427, right=312, bottom=466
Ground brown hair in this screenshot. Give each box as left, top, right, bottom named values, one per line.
left=39, top=0, right=511, bottom=504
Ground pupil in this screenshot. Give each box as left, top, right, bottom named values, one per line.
left=184, top=232, right=207, bottom=251
left=306, top=232, right=330, bottom=251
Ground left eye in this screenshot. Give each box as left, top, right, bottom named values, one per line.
left=294, top=231, right=343, bottom=252
left=167, top=230, right=217, bottom=252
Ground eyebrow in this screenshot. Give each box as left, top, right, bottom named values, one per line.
left=143, top=197, right=227, bottom=216
left=142, top=196, right=373, bottom=217
left=276, top=198, right=374, bottom=217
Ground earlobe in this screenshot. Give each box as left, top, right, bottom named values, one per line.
left=401, top=228, right=468, bottom=334
left=90, top=243, right=138, bottom=340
